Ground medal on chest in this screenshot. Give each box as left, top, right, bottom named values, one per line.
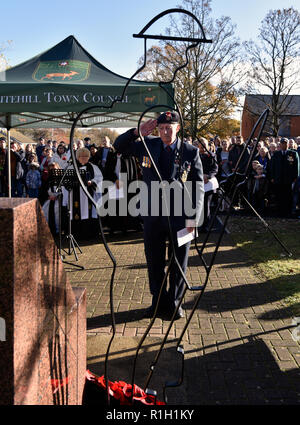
left=142, top=156, right=152, bottom=168
left=180, top=162, right=191, bottom=182
left=174, top=150, right=180, bottom=166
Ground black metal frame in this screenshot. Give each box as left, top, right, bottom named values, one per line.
left=67, top=8, right=212, bottom=405
left=50, top=167, right=85, bottom=270
left=67, top=8, right=292, bottom=406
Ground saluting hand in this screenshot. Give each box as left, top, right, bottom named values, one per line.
left=133, top=119, right=157, bottom=138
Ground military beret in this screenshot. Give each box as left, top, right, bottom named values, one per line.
left=157, top=110, right=180, bottom=124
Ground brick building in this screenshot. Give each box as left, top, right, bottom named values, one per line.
left=241, top=94, right=300, bottom=139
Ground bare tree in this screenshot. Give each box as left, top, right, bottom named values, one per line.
left=137, top=0, right=244, bottom=138
left=245, top=7, right=300, bottom=135
left=0, top=40, right=12, bottom=71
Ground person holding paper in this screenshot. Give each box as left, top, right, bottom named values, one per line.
left=67, top=147, right=103, bottom=239
left=114, top=111, right=204, bottom=320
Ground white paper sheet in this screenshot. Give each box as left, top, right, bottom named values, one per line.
left=204, top=176, right=219, bottom=192
left=177, top=228, right=197, bottom=247
left=108, top=185, right=124, bottom=199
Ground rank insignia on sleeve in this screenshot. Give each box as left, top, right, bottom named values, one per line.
left=142, top=156, right=152, bottom=168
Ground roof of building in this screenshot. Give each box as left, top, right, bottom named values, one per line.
left=244, top=94, right=300, bottom=116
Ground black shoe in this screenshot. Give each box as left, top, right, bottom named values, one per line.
left=142, top=306, right=155, bottom=318
left=174, top=307, right=184, bottom=320
left=142, top=303, right=168, bottom=319
left=164, top=306, right=184, bottom=321
left=135, top=224, right=143, bottom=232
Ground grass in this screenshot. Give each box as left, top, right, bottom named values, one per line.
left=228, top=216, right=300, bottom=316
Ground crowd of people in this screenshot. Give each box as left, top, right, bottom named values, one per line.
left=0, top=134, right=141, bottom=238
left=0, top=131, right=299, bottom=240
left=189, top=134, right=300, bottom=220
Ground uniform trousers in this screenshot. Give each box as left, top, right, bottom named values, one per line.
left=143, top=216, right=190, bottom=313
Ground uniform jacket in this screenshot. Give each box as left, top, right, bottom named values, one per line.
left=114, top=129, right=204, bottom=227
left=269, top=149, right=300, bottom=185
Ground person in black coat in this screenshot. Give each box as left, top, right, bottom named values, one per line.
left=114, top=111, right=204, bottom=320
left=103, top=149, right=142, bottom=235
left=227, top=135, right=251, bottom=208
left=197, top=137, right=218, bottom=230
left=94, top=136, right=115, bottom=175
left=36, top=137, right=46, bottom=164
left=4, top=141, right=25, bottom=197
left=88, top=144, right=99, bottom=165
left=0, top=138, right=7, bottom=196
left=269, top=137, right=300, bottom=217
left=228, top=135, right=250, bottom=174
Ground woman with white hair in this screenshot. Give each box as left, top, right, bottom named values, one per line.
left=64, top=147, right=103, bottom=239
left=255, top=146, right=271, bottom=172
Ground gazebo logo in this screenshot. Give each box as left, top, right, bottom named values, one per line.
left=33, top=60, right=91, bottom=82
left=143, top=95, right=158, bottom=106
left=142, top=87, right=159, bottom=107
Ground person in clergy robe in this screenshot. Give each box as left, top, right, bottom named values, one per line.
left=103, top=149, right=142, bottom=235
left=66, top=147, right=103, bottom=240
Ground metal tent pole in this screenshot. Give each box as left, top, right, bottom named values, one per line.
left=7, top=125, right=11, bottom=198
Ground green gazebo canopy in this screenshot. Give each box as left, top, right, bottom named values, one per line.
left=0, top=35, right=174, bottom=129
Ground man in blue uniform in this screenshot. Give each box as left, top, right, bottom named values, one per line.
left=114, top=111, right=204, bottom=320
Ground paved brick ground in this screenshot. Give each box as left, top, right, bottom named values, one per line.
left=66, top=229, right=300, bottom=405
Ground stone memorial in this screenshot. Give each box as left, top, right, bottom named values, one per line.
left=0, top=198, right=86, bottom=405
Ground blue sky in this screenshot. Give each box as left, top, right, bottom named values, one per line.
left=1, top=0, right=298, bottom=78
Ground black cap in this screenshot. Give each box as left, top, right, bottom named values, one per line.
left=280, top=137, right=288, bottom=143
left=157, top=111, right=180, bottom=124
